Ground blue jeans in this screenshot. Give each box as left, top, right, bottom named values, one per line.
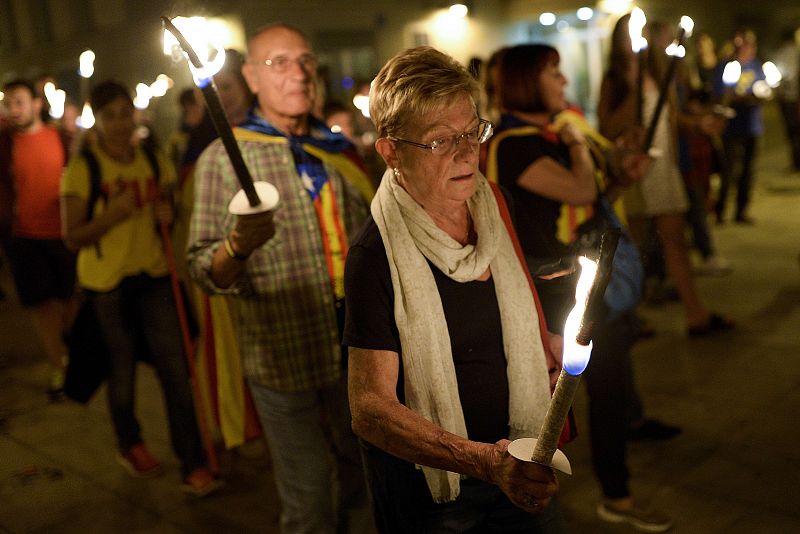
left=421, top=481, right=565, bottom=534
left=248, top=376, right=364, bottom=534
left=91, top=274, right=205, bottom=476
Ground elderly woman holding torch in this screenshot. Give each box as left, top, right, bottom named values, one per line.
left=343, top=46, right=568, bottom=533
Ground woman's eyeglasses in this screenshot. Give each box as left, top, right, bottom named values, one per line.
left=388, top=119, right=493, bottom=157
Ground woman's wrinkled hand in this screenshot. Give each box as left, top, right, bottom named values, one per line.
left=483, top=439, right=559, bottom=514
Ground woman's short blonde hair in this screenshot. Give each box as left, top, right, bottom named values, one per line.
left=369, top=46, right=478, bottom=138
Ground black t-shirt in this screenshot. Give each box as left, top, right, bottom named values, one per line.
left=342, top=216, right=511, bottom=529
left=343, top=216, right=510, bottom=444
left=495, top=133, right=569, bottom=261
left=494, top=132, right=576, bottom=333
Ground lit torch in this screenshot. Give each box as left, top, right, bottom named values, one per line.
left=78, top=49, right=95, bottom=107
left=508, top=231, right=620, bottom=473
left=752, top=61, right=783, bottom=99
left=77, top=102, right=94, bottom=129
left=162, top=15, right=278, bottom=214
left=629, top=7, right=647, bottom=126
left=43, top=82, right=66, bottom=120
left=644, top=15, right=694, bottom=152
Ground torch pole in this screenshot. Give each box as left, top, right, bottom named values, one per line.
left=530, top=370, right=582, bottom=464
left=576, top=230, right=620, bottom=345
left=161, top=16, right=261, bottom=208
left=636, top=51, right=645, bottom=126
left=643, top=28, right=687, bottom=151
left=159, top=222, right=220, bottom=474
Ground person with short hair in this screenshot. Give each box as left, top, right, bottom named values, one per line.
left=0, top=78, right=74, bottom=399
left=344, top=45, right=565, bottom=533
left=187, top=24, right=372, bottom=533
left=60, top=80, right=220, bottom=496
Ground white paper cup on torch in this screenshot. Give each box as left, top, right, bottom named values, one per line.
left=228, top=182, right=280, bottom=215
left=508, top=256, right=598, bottom=474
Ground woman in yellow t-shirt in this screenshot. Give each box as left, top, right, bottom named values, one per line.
left=60, top=81, right=219, bottom=496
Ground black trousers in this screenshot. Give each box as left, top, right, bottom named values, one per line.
left=582, top=310, right=644, bottom=499
left=716, top=134, right=758, bottom=219
left=778, top=98, right=800, bottom=170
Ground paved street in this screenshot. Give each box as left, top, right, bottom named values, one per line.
left=1, top=103, right=799, bottom=533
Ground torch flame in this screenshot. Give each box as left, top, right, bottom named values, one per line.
left=352, top=94, right=371, bottom=118
left=189, top=48, right=226, bottom=86
left=163, top=16, right=227, bottom=87
left=679, top=16, right=694, bottom=38
left=562, top=256, right=597, bottom=376
left=43, top=82, right=66, bottom=119
left=134, top=83, right=152, bottom=110
left=629, top=7, right=647, bottom=53
left=763, top=61, right=782, bottom=88
left=665, top=41, right=686, bottom=58
left=79, top=50, right=95, bottom=78
left=149, top=74, right=172, bottom=97
left=722, top=61, right=742, bottom=86
left=78, top=103, right=95, bottom=129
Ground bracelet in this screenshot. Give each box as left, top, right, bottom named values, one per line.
left=566, top=140, right=586, bottom=148
left=223, top=237, right=249, bottom=261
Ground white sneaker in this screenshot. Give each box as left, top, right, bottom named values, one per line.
left=694, top=255, right=733, bottom=276
left=597, top=502, right=673, bottom=532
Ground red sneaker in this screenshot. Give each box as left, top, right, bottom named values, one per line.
left=116, top=443, right=163, bottom=478
left=181, top=467, right=223, bottom=497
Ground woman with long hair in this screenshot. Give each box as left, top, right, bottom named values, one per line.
left=599, top=15, right=733, bottom=336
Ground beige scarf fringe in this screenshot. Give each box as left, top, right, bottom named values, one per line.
left=371, top=168, right=551, bottom=502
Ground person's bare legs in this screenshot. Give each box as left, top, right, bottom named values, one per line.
left=653, top=213, right=708, bottom=328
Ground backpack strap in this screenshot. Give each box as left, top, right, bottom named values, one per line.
left=81, top=148, right=104, bottom=257
left=141, top=143, right=161, bottom=185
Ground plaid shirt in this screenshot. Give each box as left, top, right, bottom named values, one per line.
left=187, top=131, right=369, bottom=392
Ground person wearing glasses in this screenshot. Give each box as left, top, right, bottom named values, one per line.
left=343, top=46, right=565, bottom=533
left=187, top=24, right=373, bottom=533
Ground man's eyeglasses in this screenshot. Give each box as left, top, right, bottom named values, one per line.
left=258, top=54, right=318, bottom=74
left=388, top=119, right=493, bottom=157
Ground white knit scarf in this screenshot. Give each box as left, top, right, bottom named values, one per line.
left=371, top=168, right=552, bottom=502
